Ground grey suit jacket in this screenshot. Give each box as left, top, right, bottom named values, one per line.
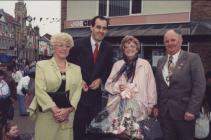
left=156, top=50, right=206, bottom=120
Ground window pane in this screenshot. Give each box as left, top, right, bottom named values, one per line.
left=109, top=0, right=130, bottom=17
left=99, top=0, right=107, bottom=16
left=132, top=0, right=142, bottom=14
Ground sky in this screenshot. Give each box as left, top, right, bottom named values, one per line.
left=0, top=0, right=61, bottom=36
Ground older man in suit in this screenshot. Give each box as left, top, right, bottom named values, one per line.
left=155, top=29, right=206, bottom=140
left=68, top=16, right=113, bottom=140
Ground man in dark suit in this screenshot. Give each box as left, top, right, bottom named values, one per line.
left=155, top=29, right=206, bottom=140
left=68, top=16, right=113, bottom=140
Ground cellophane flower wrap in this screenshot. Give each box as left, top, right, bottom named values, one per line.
left=87, top=83, right=146, bottom=139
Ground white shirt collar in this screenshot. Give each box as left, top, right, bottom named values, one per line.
left=168, top=50, right=181, bottom=64
left=90, top=36, right=101, bottom=52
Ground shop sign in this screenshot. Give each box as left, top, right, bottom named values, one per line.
left=65, top=19, right=92, bottom=28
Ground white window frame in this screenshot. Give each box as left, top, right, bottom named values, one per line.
left=101, top=0, right=142, bottom=17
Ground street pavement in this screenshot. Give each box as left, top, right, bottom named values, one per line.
left=13, top=101, right=35, bottom=136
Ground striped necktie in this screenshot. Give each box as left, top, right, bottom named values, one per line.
left=166, top=55, right=174, bottom=82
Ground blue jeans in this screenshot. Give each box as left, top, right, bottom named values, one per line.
left=17, top=94, right=27, bottom=114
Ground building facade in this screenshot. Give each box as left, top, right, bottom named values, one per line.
left=0, top=9, right=20, bottom=62
left=15, top=0, right=39, bottom=61
left=39, top=33, right=52, bottom=60
left=61, top=0, right=211, bottom=72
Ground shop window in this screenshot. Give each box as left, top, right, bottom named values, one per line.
left=109, top=0, right=130, bottom=17
left=99, top=0, right=107, bottom=16
left=131, top=0, right=142, bottom=14
left=99, top=0, right=142, bottom=17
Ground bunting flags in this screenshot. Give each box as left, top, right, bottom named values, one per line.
left=25, top=16, right=61, bottom=25
left=23, top=16, right=60, bottom=28
left=25, top=16, right=60, bottom=23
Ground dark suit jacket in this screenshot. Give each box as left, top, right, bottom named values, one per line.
left=156, top=50, right=206, bottom=120
left=68, top=37, right=113, bottom=107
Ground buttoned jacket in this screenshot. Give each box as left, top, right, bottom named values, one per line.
left=156, top=51, right=206, bottom=120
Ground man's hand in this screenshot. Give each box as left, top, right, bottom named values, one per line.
left=82, top=80, right=89, bottom=92
left=89, top=78, right=102, bottom=90
left=184, top=112, right=195, bottom=121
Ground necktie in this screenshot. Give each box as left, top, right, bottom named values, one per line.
left=166, top=55, right=174, bottom=82
left=93, top=43, right=99, bottom=64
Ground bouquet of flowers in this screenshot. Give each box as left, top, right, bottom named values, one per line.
left=87, top=83, right=146, bottom=139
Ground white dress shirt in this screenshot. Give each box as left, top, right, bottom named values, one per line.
left=0, top=80, right=10, bottom=98
left=162, top=50, right=181, bottom=86
left=90, top=36, right=101, bottom=53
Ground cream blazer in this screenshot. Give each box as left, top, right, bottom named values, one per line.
left=29, top=57, right=82, bottom=128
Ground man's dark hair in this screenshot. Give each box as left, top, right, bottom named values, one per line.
left=91, top=16, right=109, bottom=27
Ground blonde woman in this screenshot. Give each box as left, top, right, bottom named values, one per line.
left=32, top=33, right=82, bottom=140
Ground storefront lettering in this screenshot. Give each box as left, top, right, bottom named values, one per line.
left=65, top=19, right=92, bottom=28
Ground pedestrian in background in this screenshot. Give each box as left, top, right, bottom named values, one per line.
left=0, top=70, right=12, bottom=139
left=16, top=75, right=30, bottom=116
left=68, top=16, right=113, bottom=140
left=155, top=29, right=206, bottom=140
left=2, top=121, right=33, bottom=140
left=30, top=32, right=82, bottom=140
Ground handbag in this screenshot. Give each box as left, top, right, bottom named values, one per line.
left=195, top=108, right=210, bottom=139
left=139, top=117, right=163, bottom=140
left=48, top=90, right=71, bottom=108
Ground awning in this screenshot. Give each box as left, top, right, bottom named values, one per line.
left=64, top=21, right=211, bottom=38
left=0, top=53, right=16, bottom=63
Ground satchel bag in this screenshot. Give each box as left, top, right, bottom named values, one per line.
left=195, top=108, right=210, bottom=139
left=139, top=117, right=163, bottom=140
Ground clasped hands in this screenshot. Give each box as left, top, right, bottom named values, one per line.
left=82, top=78, right=102, bottom=92
left=51, top=106, right=73, bottom=122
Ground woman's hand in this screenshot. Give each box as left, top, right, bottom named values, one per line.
left=119, top=84, right=127, bottom=92
left=51, top=106, right=60, bottom=120
left=51, top=106, right=62, bottom=121
left=54, top=107, right=74, bottom=122
left=50, top=106, right=59, bottom=114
